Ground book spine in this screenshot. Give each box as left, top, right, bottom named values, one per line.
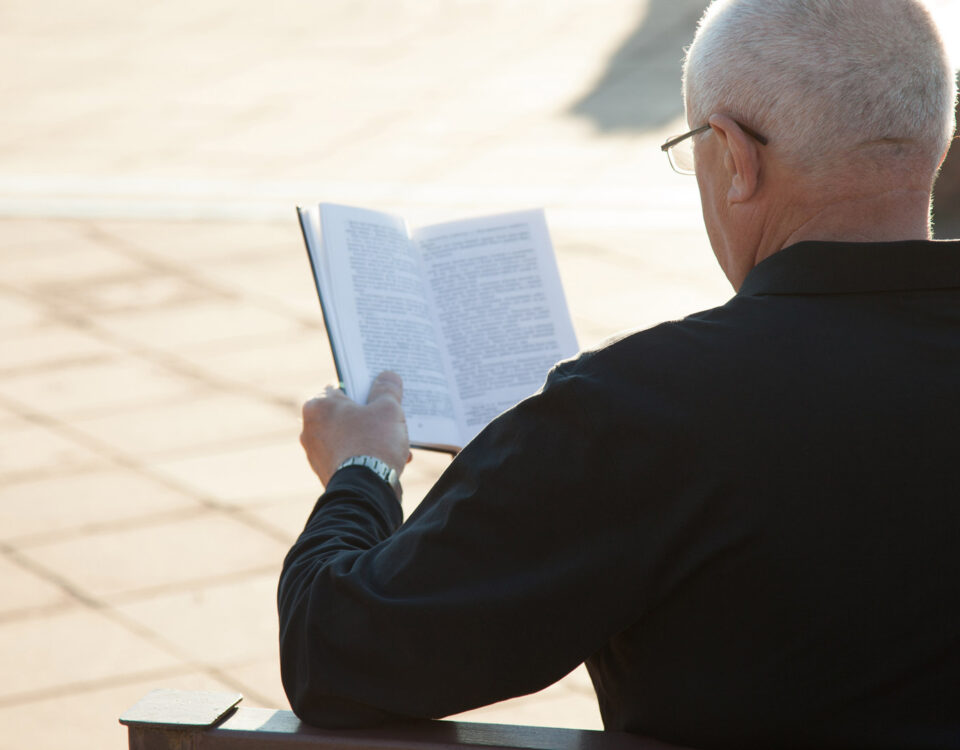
left=297, top=206, right=348, bottom=393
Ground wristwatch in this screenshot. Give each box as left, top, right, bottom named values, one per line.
left=335, top=455, right=402, bottom=499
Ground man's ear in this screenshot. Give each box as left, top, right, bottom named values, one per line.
left=709, top=114, right=761, bottom=203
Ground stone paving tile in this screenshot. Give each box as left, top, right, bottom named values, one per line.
left=92, top=219, right=292, bottom=263
left=238, top=497, right=314, bottom=544
left=400, top=450, right=458, bottom=513
left=88, top=298, right=304, bottom=351
left=19, top=513, right=288, bottom=600
left=0, top=321, right=124, bottom=375
left=0, top=552, right=70, bottom=617
left=114, top=571, right=279, bottom=667
left=1, top=218, right=107, bottom=252
left=0, top=466, right=203, bottom=543
left=556, top=228, right=731, bottom=348
left=42, top=266, right=217, bottom=319
left=0, top=290, right=45, bottom=329
left=0, top=414, right=113, bottom=483
left=559, top=661, right=600, bottom=697
left=152, top=439, right=320, bottom=507
left=450, top=665, right=602, bottom=730
left=221, top=656, right=289, bottom=710
left=70, top=392, right=297, bottom=458
left=188, top=242, right=322, bottom=318
left=231, top=368, right=329, bottom=410
left=179, top=331, right=336, bottom=404
left=1, top=244, right=149, bottom=291
left=0, top=669, right=240, bottom=750
left=0, top=401, right=21, bottom=429
left=0, top=354, right=207, bottom=418
left=0, top=607, right=181, bottom=703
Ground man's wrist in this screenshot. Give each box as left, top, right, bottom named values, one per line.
left=334, top=455, right=402, bottom=501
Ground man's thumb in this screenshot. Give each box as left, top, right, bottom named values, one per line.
left=367, top=371, right=404, bottom=405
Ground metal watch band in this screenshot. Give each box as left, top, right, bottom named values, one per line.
left=335, top=455, right=401, bottom=499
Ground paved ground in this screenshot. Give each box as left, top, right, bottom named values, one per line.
left=2, top=1, right=957, bottom=749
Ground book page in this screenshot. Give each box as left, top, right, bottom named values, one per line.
left=414, top=210, right=578, bottom=444
left=316, top=204, right=461, bottom=449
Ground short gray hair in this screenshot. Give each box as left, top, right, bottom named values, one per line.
left=683, top=0, right=957, bottom=174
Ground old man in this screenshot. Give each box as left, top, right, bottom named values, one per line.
left=281, top=1, right=960, bottom=746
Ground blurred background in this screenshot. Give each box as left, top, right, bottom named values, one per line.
left=1, top=1, right=958, bottom=748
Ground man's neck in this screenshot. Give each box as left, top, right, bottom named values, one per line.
left=780, top=188, right=933, bottom=249
left=720, top=162, right=936, bottom=290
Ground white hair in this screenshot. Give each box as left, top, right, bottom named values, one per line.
left=683, top=0, right=957, bottom=175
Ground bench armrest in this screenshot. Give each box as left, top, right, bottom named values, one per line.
left=119, top=689, right=693, bottom=750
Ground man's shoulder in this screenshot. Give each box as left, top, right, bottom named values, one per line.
left=559, top=297, right=757, bottom=380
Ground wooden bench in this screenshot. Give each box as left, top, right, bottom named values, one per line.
left=119, top=690, right=693, bottom=750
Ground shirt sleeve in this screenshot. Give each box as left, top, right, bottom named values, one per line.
left=277, top=360, right=651, bottom=727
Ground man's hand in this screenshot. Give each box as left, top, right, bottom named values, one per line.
left=300, top=371, right=412, bottom=485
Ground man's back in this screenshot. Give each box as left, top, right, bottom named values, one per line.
left=282, top=239, right=960, bottom=747
left=580, top=239, right=960, bottom=747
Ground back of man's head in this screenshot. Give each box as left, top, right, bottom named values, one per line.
left=683, top=0, right=957, bottom=181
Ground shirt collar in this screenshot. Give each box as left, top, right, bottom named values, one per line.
left=738, top=239, right=960, bottom=297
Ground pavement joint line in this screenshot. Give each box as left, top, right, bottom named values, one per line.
left=0, top=663, right=243, bottom=711
left=227, top=507, right=300, bottom=547
left=0, top=386, right=223, bottom=425
left=0, top=386, right=154, bottom=468
left=200, top=665, right=276, bottom=709
left=0, top=461, right=111, bottom=490
left=229, top=507, right=299, bottom=546
left=0, top=666, right=188, bottom=710
left=126, top=427, right=299, bottom=462
left=3, top=505, right=211, bottom=550
left=0, top=389, right=259, bottom=517
left=8, top=517, right=283, bottom=607
left=0, top=542, right=280, bottom=710
left=0, top=349, right=119, bottom=379
left=0, top=279, right=306, bottom=415
left=0, top=599, right=82, bottom=627
left=21, top=248, right=322, bottom=345
left=81, top=219, right=349, bottom=332
left=81, top=220, right=246, bottom=301
left=92, top=563, right=283, bottom=608
left=0, top=541, right=103, bottom=612
left=0, top=220, right=322, bottom=342
left=5, top=496, right=295, bottom=573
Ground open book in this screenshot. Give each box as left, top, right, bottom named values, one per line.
left=297, top=203, right=579, bottom=453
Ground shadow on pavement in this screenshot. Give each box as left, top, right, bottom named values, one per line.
left=569, top=0, right=709, bottom=132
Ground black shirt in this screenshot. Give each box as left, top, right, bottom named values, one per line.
left=279, top=239, right=960, bottom=749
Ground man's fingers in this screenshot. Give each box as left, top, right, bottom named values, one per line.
left=299, top=373, right=410, bottom=483
left=367, top=371, right=403, bottom=405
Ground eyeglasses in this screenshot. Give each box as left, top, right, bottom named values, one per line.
left=661, top=121, right=769, bottom=175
